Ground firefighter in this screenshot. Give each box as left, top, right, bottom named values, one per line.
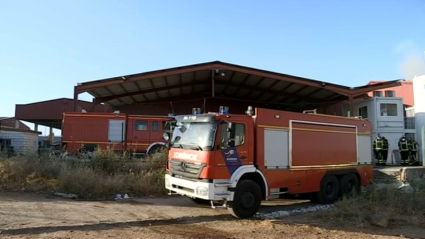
left=408, top=138, right=420, bottom=166
left=398, top=135, right=409, bottom=166
left=373, top=134, right=385, bottom=166
left=381, top=136, right=389, bottom=166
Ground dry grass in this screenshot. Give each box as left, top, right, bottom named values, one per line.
left=321, top=180, right=425, bottom=227
left=0, top=148, right=168, bottom=199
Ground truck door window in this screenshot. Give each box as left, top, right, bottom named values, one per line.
left=135, top=121, right=148, bottom=131
left=220, top=122, right=229, bottom=148
left=152, top=121, right=158, bottom=132
left=234, top=123, right=245, bottom=146
left=220, top=122, right=245, bottom=148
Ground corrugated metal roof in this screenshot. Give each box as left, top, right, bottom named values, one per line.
left=75, top=61, right=402, bottom=112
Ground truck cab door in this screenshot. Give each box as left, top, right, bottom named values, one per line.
left=216, top=120, right=250, bottom=177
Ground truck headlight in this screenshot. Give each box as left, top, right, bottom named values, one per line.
left=196, top=186, right=208, bottom=196
left=165, top=178, right=171, bottom=188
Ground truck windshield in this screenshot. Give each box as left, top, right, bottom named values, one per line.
left=171, top=121, right=217, bottom=151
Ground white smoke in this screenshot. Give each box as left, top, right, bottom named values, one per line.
left=400, top=53, right=425, bottom=81
left=394, top=41, right=425, bottom=81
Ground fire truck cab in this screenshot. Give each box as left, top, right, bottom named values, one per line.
left=165, top=106, right=374, bottom=218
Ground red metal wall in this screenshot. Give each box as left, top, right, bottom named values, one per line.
left=366, top=81, right=414, bottom=106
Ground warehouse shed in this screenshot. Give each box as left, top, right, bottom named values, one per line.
left=73, top=61, right=402, bottom=116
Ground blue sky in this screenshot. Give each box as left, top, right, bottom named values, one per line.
left=1, top=0, right=425, bottom=135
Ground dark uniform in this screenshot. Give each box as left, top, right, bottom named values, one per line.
left=408, top=139, right=420, bottom=166
left=373, top=135, right=386, bottom=166
left=398, top=136, right=409, bottom=166
left=381, top=136, right=389, bottom=166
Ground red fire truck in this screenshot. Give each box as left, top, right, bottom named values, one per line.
left=164, top=106, right=374, bottom=218
left=61, top=112, right=174, bottom=158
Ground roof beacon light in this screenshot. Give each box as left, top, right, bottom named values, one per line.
left=219, top=106, right=229, bottom=114
left=245, top=106, right=253, bottom=116
left=192, top=108, right=201, bottom=115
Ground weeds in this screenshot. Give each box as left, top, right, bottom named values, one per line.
left=325, top=180, right=425, bottom=227
left=0, top=148, right=169, bottom=199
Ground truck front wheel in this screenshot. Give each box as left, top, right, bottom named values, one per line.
left=227, top=180, right=262, bottom=219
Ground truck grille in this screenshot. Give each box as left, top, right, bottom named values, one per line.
left=170, top=159, right=206, bottom=179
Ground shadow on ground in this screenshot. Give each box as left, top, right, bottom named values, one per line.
left=0, top=215, right=235, bottom=236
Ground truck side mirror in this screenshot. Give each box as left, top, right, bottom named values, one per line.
left=163, top=132, right=170, bottom=141
left=226, top=122, right=232, bottom=132
left=228, top=139, right=235, bottom=148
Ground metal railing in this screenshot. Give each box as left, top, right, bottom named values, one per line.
left=405, top=117, right=415, bottom=129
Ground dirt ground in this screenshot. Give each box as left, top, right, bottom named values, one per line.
left=0, top=192, right=424, bottom=239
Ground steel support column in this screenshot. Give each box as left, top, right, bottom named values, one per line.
left=211, top=70, right=215, bottom=97
left=73, top=86, right=79, bottom=112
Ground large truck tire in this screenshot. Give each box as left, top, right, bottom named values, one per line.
left=315, top=175, right=339, bottom=204
left=227, top=180, right=262, bottom=219
left=338, top=174, right=360, bottom=198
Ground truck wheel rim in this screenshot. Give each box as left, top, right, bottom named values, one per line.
left=241, top=191, right=255, bottom=208
left=346, top=180, right=353, bottom=192
left=326, top=183, right=334, bottom=195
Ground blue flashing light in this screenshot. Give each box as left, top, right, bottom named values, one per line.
left=192, top=108, right=201, bottom=115
left=219, top=106, right=229, bottom=114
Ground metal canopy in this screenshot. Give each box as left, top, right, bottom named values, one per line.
left=74, top=61, right=402, bottom=112
left=15, top=98, right=112, bottom=130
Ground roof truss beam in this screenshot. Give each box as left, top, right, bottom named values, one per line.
left=265, top=82, right=295, bottom=103
left=233, top=74, right=251, bottom=96
left=290, top=87, right=324, bottom=104
left=96, top=80, right=210, bottom=102
left=255, top=79, right=281, bottom=100
left=241, top=77, right=266, bottom=98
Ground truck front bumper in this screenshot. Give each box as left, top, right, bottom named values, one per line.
left=165, top=174, right=234, bottom=201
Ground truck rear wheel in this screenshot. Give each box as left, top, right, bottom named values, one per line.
left=228, top=180, right=262, bottom=219
left=147, top=145, right=166, bottom=156
left=339, top=174, right=360, bottom=198
left=315, top=175, right=339, bottom=204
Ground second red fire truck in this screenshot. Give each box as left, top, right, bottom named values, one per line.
left=61, top=112, right=175, bottom=158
